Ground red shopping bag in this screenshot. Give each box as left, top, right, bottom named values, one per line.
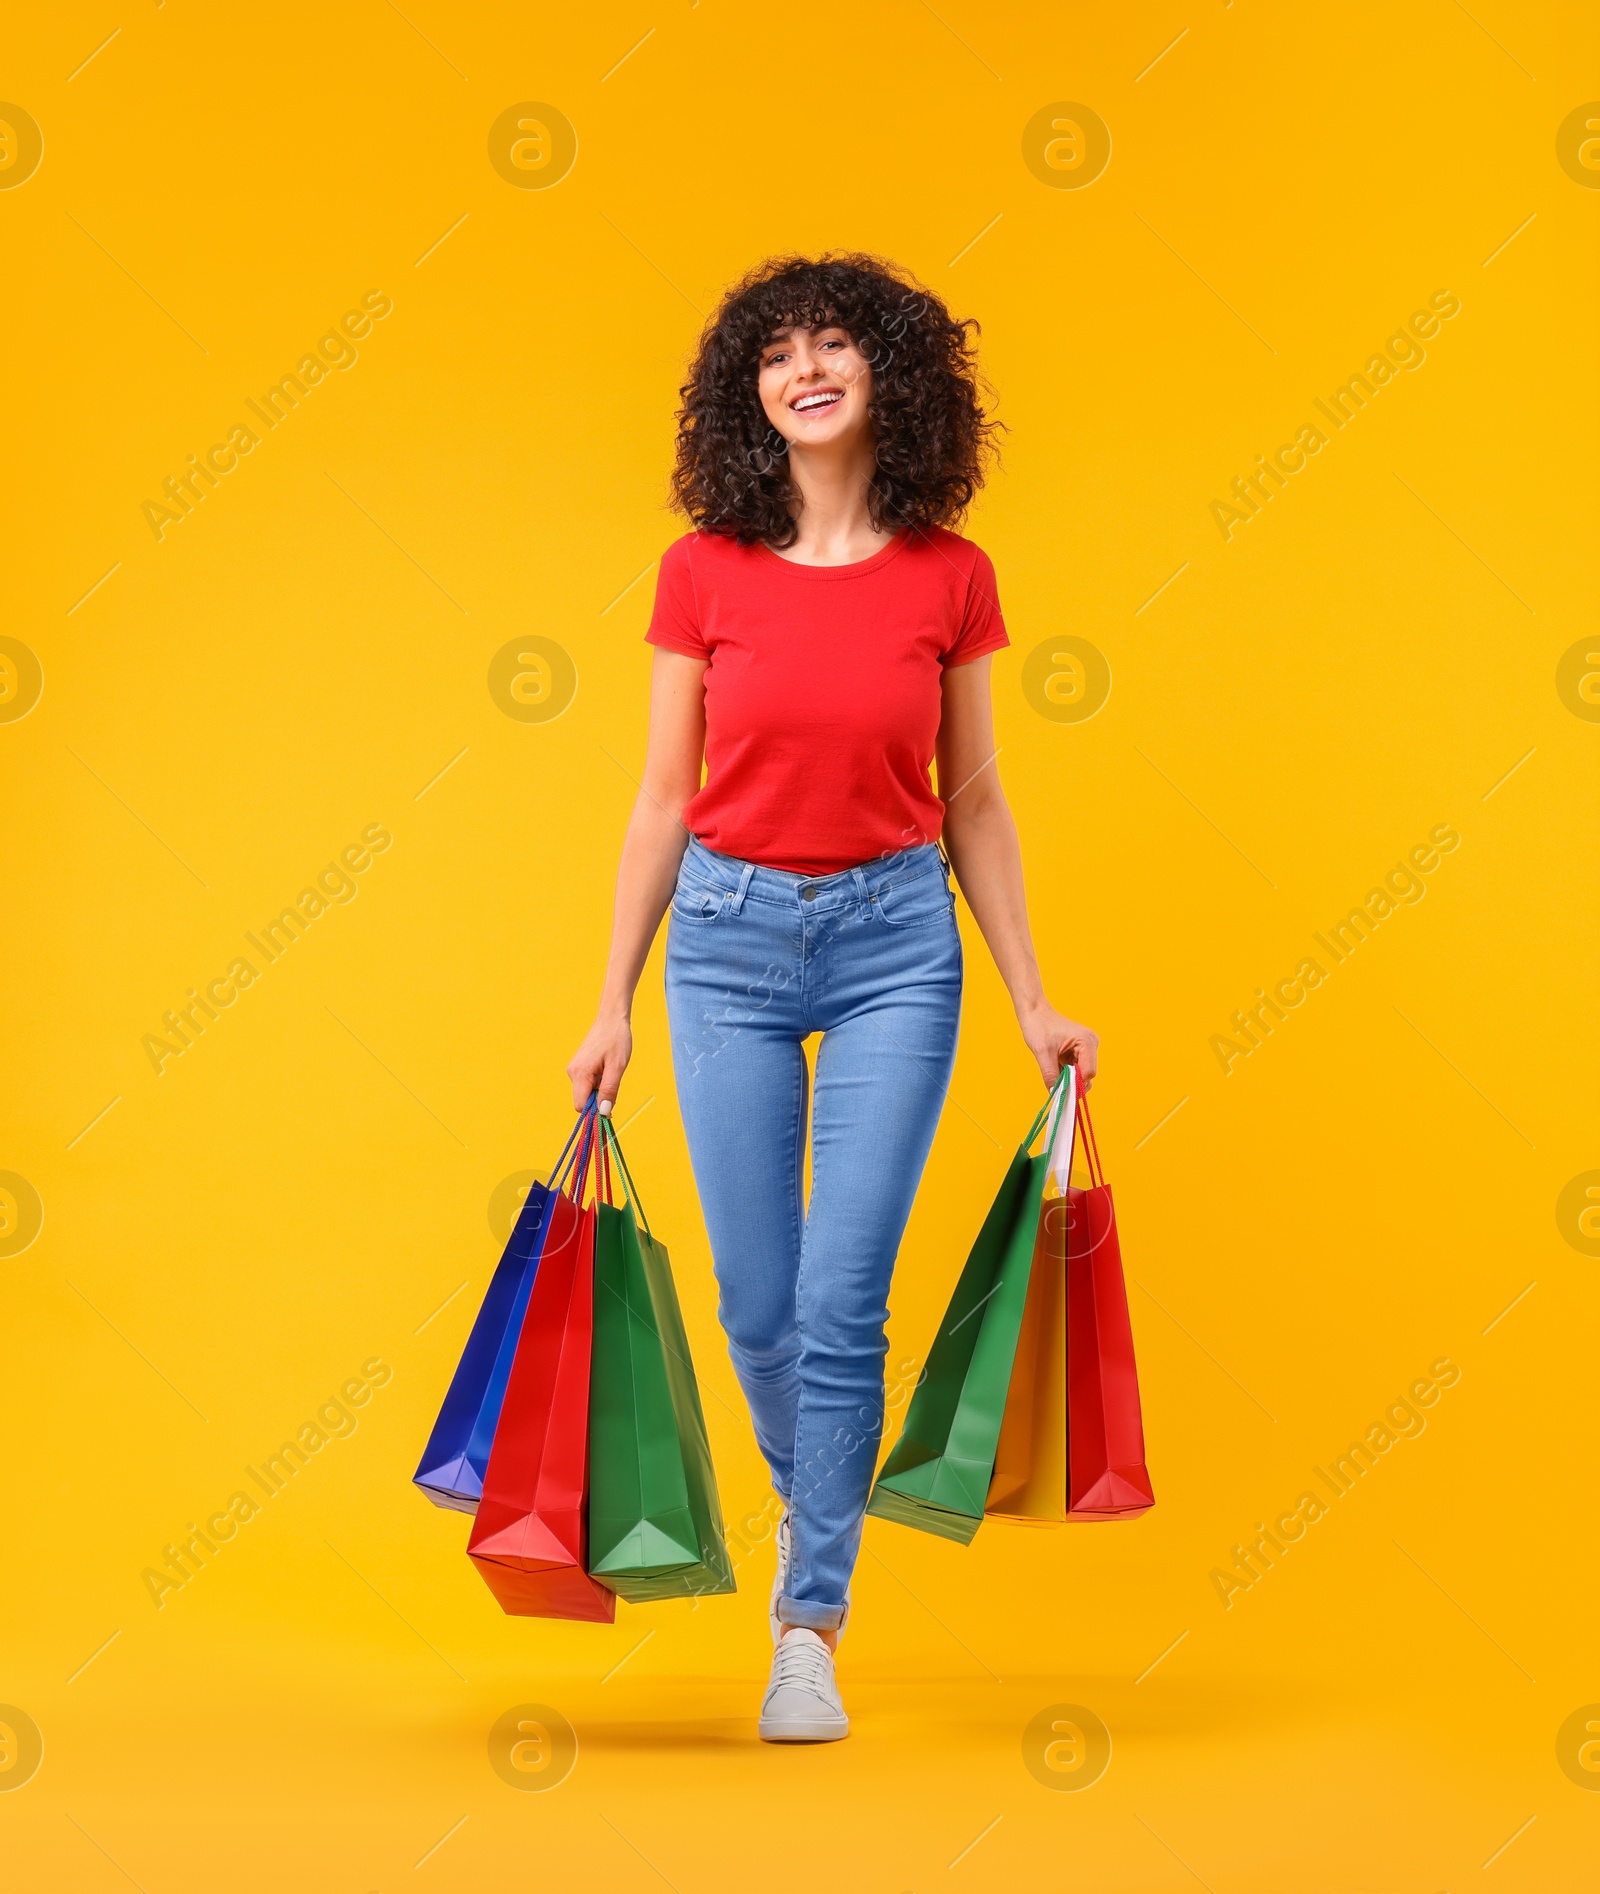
left=1065, top=1091, right=1154, bottom=1520
left=468, top=1118, right=617, bottom=1622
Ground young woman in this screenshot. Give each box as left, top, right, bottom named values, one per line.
left=567, top=254, right=1098, bottom=1743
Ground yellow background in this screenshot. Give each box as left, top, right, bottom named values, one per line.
left=3, top=3, right=1597, bottom=1886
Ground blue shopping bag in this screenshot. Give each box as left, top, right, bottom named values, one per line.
left=413, top=1105, right=595, bottom=1513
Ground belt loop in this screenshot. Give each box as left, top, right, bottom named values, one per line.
left=850, top=865, right=871, bottom=906
left=729, top=862, right=756, bottom=914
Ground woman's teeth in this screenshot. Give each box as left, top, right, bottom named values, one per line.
left=793, top=391, right=842, bottom=413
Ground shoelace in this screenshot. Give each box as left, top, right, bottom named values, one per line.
left=770, top=1635, right=835, bottom=1698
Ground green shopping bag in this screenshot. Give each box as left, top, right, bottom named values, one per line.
left=585, top=1118, right=735, bottom=1602
left=866, top=1071, right=1068, bottom=1544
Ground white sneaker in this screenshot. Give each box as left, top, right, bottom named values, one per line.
left=758, top=1629, right=849, bottom=1743
left=769, top=1508, right=851, bottom=1645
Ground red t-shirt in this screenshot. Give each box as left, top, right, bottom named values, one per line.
left=644, top=527, right=1008, bottom=875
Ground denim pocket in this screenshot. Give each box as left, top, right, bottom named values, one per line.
left=872, top=867, right=955, bottom=929
left=670, top=876, right=729, bottom=925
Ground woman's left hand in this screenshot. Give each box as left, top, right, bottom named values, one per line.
left=1019, top=1003, right=1099, bottom=1091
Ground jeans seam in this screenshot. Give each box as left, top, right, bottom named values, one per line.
left=873, top=901, right=958, bottom=932
left=798, top=904, right=816, bottom=1034
left=782, top=1034, right=808, bottom=1562
left=786, top=1050, right=806, bottom=1304
left=786, top=1020, right=816, bottom=1604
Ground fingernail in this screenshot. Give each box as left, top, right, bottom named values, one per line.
left=597, top=1099, right=613, bottom=1118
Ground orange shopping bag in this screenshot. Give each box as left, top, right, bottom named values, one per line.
left=984, top=1192, right=1067, bottom=1523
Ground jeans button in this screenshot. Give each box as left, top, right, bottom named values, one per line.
left=801, top=886, right=817, bottom=902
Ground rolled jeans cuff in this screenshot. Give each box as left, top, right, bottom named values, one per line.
left=776, top=1594, right=847, bottom=1631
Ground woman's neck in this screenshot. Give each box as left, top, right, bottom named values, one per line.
left=769, top=438, right=894, bottom=567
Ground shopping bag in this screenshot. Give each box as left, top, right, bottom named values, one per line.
left=985, top=1064, right=1077, bottom=1522
left=585, top=1118, right=735, bottom=1602
left=467, top=1112, right=617, bottom=1622
left=1065, top=1094, right=1154, bottom=1519
left=865, top=1069, right=1068, bottom=1544
left=413, top=1112, right=590, bottom=1512
left=984, top=1194, right=1068, bottom=1523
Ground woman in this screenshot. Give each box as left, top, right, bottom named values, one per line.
left=567, top=254, right=1098, bottom=1743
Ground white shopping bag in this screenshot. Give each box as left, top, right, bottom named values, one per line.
left=1041, top=1060, right=1079, bottom=1196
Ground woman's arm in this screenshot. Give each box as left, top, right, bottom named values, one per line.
left=936, top=655, right=1100, bottom=1089
left=566, top=649, right=707, bottom=1110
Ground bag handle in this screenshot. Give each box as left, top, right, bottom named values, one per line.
left=598, top=1113, right=654, bottom=1244
left=1075, top=1086, right=1106, bottom=1189
left=1021, top=1061, right=1075, bottom=1155
left=548, top=1098, right=598, bottom=1198
left=596, top=1118, right=614, bottom=1207
left=567, top=1101, right=601, bottom=1205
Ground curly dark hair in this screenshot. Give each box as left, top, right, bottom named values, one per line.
left=669, top=252, right=998, bottom=547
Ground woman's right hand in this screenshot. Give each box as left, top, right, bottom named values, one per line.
left=566, top=1013, right=633, bottom=1113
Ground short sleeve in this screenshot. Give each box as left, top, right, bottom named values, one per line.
left=644, top=536, right=709, bottom=659
left=943, top=545, right=1008, bottom=666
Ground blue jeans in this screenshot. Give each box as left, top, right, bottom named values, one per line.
left=664, top=837, right=963, bottom=1630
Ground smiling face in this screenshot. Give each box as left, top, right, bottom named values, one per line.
left=757, top=324, right=874, bottom=452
